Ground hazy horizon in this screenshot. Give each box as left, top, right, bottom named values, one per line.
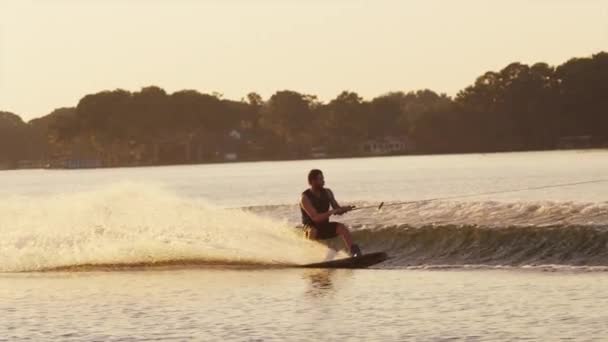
left=1, top=0, right=607, bottom=120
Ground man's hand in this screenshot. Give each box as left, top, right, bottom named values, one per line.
left=344, top=205, right=356, bottom=213
left=333, top=205, right=355, bottom=215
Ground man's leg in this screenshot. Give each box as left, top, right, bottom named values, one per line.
left=335, top=223, right=361, bottom=256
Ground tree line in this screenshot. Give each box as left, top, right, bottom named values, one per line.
left=1, top=51, right=607, bottom=168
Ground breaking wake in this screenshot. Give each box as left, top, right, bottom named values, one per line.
left=3, top=183, right=608, bottom=272
left=247, top=200, right=608, bottom=269
left=352, top=224, right=608, bottom=268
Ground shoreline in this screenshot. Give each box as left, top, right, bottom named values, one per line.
left=2, top=147, right=607, bottom=172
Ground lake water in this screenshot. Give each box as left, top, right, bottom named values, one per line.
left=2, top=150, right=608, bottom=340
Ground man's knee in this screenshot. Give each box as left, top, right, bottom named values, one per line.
left=336, top=223, right=348, bottom=234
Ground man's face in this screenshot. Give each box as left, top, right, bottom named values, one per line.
left=311, top=174, right=325, bottom=189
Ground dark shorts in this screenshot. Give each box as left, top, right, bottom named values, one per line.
left=305, top=222, right=339, bottom=240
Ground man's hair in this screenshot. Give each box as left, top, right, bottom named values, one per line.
left=308, top=169, right=323, bottom=183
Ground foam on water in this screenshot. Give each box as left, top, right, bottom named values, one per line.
left=0, top=183, right=329, bottom=272
left=247, top=200, right=608, bottom=268
left=3, top=181, right=608, bottom=272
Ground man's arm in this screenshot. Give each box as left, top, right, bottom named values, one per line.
left=326, top=188, right=340, bottom=209
left=326, top=188, right=354, bottom=213
left=301, top=194, right=343, bottom=223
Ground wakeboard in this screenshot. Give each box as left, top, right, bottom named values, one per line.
left=298, top=252, right=388, bottom=269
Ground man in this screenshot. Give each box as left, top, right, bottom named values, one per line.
left=300, top=169, right=362, bottom=257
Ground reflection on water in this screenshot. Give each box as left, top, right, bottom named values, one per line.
left=304, top=270, right=336, bottom=298
left=2, top=269, right=608, bottom=340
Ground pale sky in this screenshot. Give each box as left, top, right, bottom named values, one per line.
left=1, top=0, right=607, bottom=120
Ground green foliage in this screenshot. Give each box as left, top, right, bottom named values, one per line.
left=1, top=51, right=607, bottom=167
left=0, top=112, right=27, bottom=164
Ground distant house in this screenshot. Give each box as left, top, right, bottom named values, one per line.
left=361, top=136, right=414, bottom=155
left=62, top=159, right=102, bottom=169
left=310, top=146, right=328, bottom=158
left=228, top=129, right=242, bottom=140
left=48, top=155, right=102, bottom=169
left=220, top=129, right=243, bottom=161
left=224, top=153, right=238, bottom=161
left=16, top=160, right=43, bottom=169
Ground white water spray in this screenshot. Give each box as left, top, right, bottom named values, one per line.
left=0, top=183, right=329, bottom=272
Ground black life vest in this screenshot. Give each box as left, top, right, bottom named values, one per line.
left=301, top=188, right=331, bottom=227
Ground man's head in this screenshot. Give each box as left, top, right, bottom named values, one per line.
left=308, top=169, right=325, bottom=189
